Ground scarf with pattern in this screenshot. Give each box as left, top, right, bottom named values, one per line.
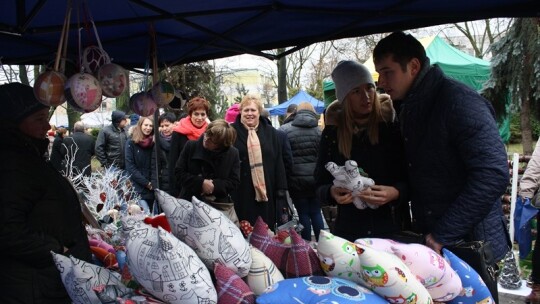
left=245, top=123, right=268, bottom=202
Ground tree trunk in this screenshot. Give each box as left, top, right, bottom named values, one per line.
left=521, top=94, right=533, bottom=155
left=18, top=65, right=29, bottom=85
left=277, top=48, right=287, bottom=104
left=66, top=104, right=82, bottom=130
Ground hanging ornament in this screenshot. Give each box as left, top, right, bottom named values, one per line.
left=65, top=73, right=103, bottom=113
left=98, top=63, right=129, bottom=97
left=129, top=91, right=157, bottom=117
left=33, top=4, right=71, bottom=106
left=151, top=80, right=175, bottom=106
left=82, top=45, right=110, bottom=75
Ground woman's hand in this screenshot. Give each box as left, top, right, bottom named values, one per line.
left=358, top=185, right=399, bottom=206
left=330, top=186, right=353, bottom=205
left=202, top=179, right=214, bottom=195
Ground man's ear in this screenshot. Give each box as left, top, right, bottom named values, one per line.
left=409, top=58, right=422, bottom=77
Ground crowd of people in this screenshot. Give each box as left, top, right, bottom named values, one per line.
left=1, top=31, right=518, bottom=303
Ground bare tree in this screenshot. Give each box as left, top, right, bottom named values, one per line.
left=451, top=19, right=513, bottom=59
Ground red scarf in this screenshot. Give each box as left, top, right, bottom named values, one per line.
left=138, top=136, right=154, bottom=149
left=173, top=116, right=207, bottom=140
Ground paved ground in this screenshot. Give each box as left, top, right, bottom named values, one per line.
left=500, top=293, right=526, bottom=303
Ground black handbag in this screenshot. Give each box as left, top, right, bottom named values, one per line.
left=446, top=241, right=499, bottom=303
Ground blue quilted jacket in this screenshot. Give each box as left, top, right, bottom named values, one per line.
left=401, top=64, right=510, bottom=261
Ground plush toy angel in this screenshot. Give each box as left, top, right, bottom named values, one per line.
left=325, top=160, right=377, bottom=209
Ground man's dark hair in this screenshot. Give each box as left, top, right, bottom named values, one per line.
left=373, top=32, right=427, bottom=72
left=286, top=104, right=297, bottom=114
left=158, top=112, right=176, bottom=125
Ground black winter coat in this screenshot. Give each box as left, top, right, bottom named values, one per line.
left=176, top=137, right=240, bottom=202
left=168, top=132, right=189, bottom=197
left=125, top=139, right=156, bottom=202
left=1, top=125, right=92, bottom=303
left=231, top=116, right=288, bottom=228
left=315, top=123, right=410, bottom=242
left=49, top=134, right=65, bottom=172
left=157, top=134, right=172, bottom=194
left=400, top=64, right=510, bottom=261
left=95, top=123, right=128, bottom=169
left=280, top=110, right=321, bottom=199
left=63, top=131, right=95, bottom=177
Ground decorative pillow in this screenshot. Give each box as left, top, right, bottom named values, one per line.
left=317, top=230, right=364, bottom=284
left=356, top=238, right=462, bottom=302
left=214, top=263, right=256, bottom=304
left=443, top=248, right=495, bottom=304
left=156, top=190, right=252, bottom=277
left=247, top=246, right=285, bottom=295
left=51, top=252, right=132, bottom=304
left=256, top=276, right=388, bottom=303
left=249, top=216, right=323, bottom=278
left=125, top=222, right=217, bottom=303
left=355, top=243, right=432, bottom=303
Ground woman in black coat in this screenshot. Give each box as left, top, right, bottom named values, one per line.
left=231, top=95, right=288, bottom=229
left=315, top=61, right=410, bottom=242
left=0, top=83, right=91, bottom=304
left=176, top=119, right=240, bottom=223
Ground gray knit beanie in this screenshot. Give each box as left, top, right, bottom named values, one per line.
left=0, top=82, right=49, bottom=124
left=331, top=60, right=375, bottom=103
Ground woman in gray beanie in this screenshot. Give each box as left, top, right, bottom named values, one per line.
left=314, top=61, right=411, bottom=241
left=0, top=83, right=91, bottom=303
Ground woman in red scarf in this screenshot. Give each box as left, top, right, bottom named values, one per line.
left=125, top=116, right=156, bottom=213
left=169, top=97, right=211, bottom=196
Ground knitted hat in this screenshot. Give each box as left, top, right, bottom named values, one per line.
left=0, top=82, right=49, bottom=124
left=331, top=60, right=374, bottom=102
left=224, top=103, right=240, bottom=123
left=111, top=110, right=128, bottom=124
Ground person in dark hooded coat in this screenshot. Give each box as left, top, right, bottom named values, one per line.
left=95, top=110, right=129, bottom=169
left=0, top=83, right=92, bottom=304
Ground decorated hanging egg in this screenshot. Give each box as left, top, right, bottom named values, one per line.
left=129, top=92, right=157, bottom=116
left=98, top=63, right=128, bottom=97
left=33, top=71, right=67, bottom=106
left=65, top=73, right=103, bottom=113
left=151, top=80, right=175, bottom=106
left=82, top=45, right=110, bottom=75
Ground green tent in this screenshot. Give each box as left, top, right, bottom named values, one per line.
left=323, top=36, right=509, bottom=143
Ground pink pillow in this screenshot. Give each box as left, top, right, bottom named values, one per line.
left=249, top=217, right=323, bottom=278
left=214, top=263, right=255, bottom=304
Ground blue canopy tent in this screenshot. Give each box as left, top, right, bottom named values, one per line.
left=268, top=90, right=325, bottom=116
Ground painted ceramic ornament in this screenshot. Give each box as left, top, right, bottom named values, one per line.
left=33, top=71, right=67, bottom=106
left=151, top=80, right=175, bottom=106
left=98, top=63, right=128, bottom=97
left=65, top=73, right=103, bottom=113
left=82, top=45, right=110, bottom=75
left=129, top=91, right=157, bottom=116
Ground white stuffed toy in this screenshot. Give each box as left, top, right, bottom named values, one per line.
left=325, top=160, right=376, bottom=209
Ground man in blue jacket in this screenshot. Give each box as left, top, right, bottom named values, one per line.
left=374, top=32, right=510, bottom=301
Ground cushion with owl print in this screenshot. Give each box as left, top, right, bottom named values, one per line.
left=125, top=222, right=217, bottom=303
left=356, top=242, right=432, bottom=303
left=316, top=230, right=364, bottom=284
left=356, top=238, right=462, bottom=302
left=443, top=248, right=494, bottom=304
left=249, top=216, right=323, bottom=278
left=51, top=252, right=132, bottom=304
left=247, top=245, right=285, bottom=295
left=155, top=189, right=252, bottom=278
left=214, top=262, right=255, bottom=304
left=256, top=276, right=388, bottom=304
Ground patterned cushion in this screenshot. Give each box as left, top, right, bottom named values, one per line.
left=247, top=246, right=284, bottom=295
left=256, top=276, right=388, bottom=303
left=125, top=222, right=217, bottom=303
left=356, top=238, right=462, bottom=302
left=249, top=216, right=323, bottom=278
left=155, top=190, right=252, bottom=277
left=356, top=242, right=432, bottom=303
left=443, top=248, right=495, bottom=304
left=317, top=230, right=364, bottom=284
left=51, top=252, right=132, bottom=304
left=214, top=263, right=255, bottom=304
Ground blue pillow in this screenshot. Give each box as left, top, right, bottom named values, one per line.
left=256, top=276, right=387, bottom=303
left=443, top=248, right=494, bottom=304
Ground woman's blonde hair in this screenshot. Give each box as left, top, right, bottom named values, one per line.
left=132, top=116, right=154, bottom=144
left=337, top=92, right=385, bottom=159
left=239, top=94, right=263, bottom=113
left=297, top=102, right=315, bottom=113
left=205, top=119, right=237, bottom=148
